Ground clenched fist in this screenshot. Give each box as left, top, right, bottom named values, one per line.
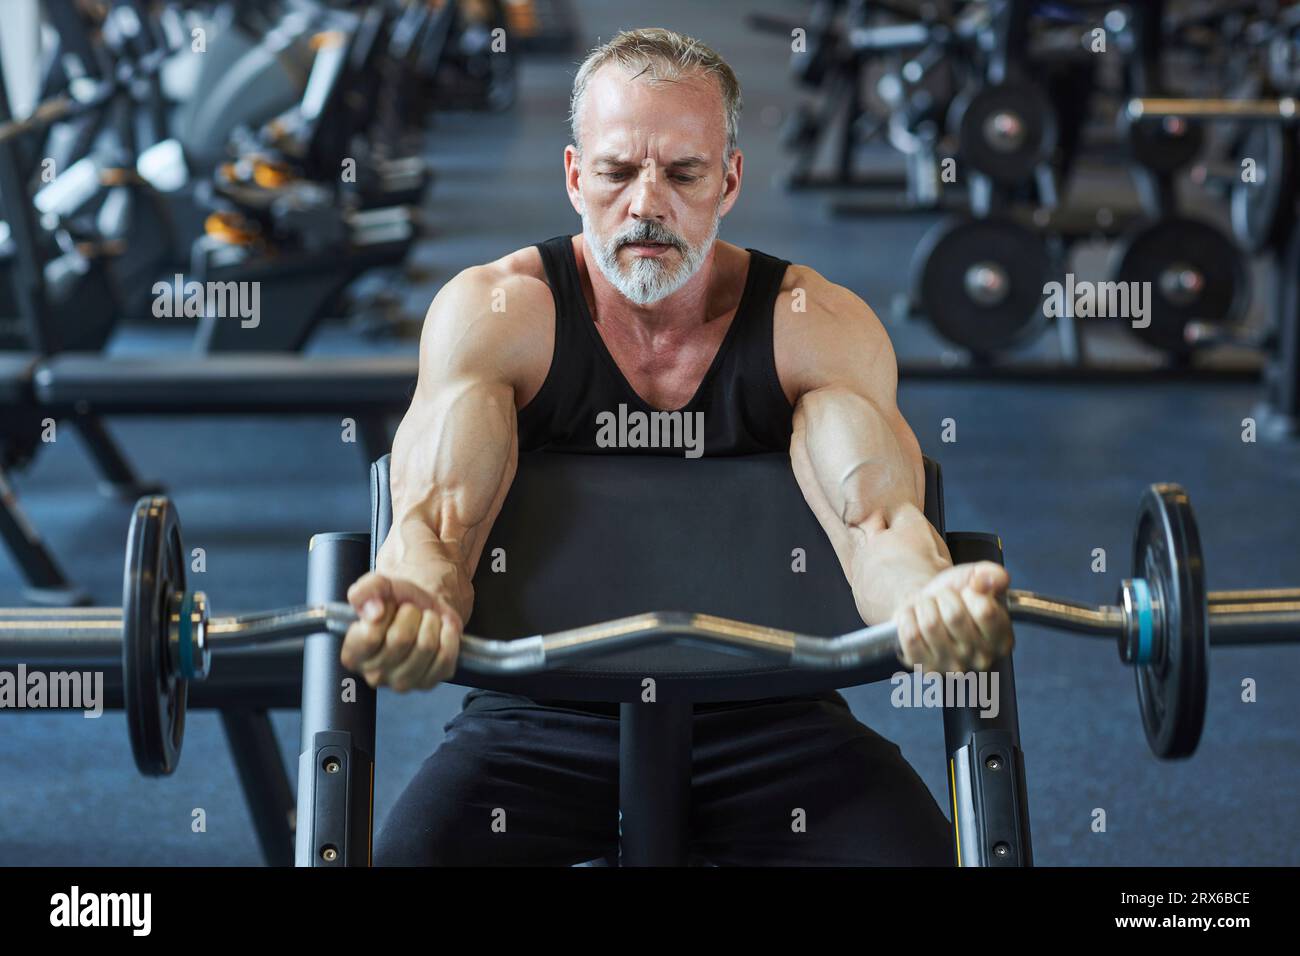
left=341, top=573, right=463, bottom=692
left=893, top=562, right=1013, bottom=673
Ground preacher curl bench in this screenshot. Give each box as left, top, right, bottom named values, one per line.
left=292, top=450, right=1031, bottom=867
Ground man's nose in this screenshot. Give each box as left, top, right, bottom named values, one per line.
left=628, top=161, right=667, bottom=221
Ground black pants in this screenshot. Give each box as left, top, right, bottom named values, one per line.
left=374, top=689, right=954, bottom=866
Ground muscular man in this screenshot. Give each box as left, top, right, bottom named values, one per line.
left=345, top=28, right=1013, bottom=866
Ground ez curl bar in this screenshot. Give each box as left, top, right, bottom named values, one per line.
left=1, top=487, right=1296, bottom=774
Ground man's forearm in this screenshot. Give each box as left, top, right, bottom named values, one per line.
left=375, top=372, right=517, bottom=623
left=376, top=523, right=475, bottom=621
left=846, top=505, right=952, bottom=625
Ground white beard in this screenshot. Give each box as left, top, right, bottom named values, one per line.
left=582, top=209, right=721, bottom=306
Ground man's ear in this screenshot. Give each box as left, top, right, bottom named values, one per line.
left=719, top=149, right=743, bottom=216
left=564, top=145, right=584, bottom=216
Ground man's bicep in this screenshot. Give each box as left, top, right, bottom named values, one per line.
left=383, top=275, right=523, bottom=579
left=792, top=385, right=921, bottom=532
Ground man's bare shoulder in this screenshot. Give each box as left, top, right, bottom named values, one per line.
left=776, top=264, right=883, bottom=327
left=435, top=246, right=554, bottom=315
left=418, top=246, right=557, bottom=389
left=773, top=263, right=897, bottom=398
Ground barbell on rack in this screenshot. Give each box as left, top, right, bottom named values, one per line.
left=1126, top=98, right=1299, bottom=122
left=1, top=489, right=1297, bottom=775
left=1126, top=95, right=1300, bottom=255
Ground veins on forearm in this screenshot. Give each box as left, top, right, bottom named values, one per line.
left=844, top=506, right=951, bottom=620
left=378, top=513, right=477, bottom=618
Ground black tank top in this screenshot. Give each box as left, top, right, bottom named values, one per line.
left=463, top=236, right=798, bottom=718
left=517, top=235, right=795, bottom=456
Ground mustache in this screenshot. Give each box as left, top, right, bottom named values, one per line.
left=615, top=221, right=687, bottom=252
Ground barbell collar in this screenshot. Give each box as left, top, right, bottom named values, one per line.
left=1119, top=578, right=1157, bottom=666
left=167, top=590, right=210, bottom=681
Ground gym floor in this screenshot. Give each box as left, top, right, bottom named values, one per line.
left=3, top=0, right=1298, bottom=866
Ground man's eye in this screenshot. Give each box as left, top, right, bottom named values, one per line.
left=598, top=170, right=695, bottom=183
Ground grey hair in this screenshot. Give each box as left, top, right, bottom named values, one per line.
left=568, top=28, right=742, bottom=165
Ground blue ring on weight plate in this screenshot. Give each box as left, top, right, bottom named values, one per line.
left=1130, top=578, right=1154, bottom=666
left=177, top=590, right=195, bottom=680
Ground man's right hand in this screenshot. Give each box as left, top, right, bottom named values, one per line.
left=341, top=573, right=463, bottom=693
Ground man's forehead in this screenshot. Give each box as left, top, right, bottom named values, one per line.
left=589, top=59, right=718, bottom=89
left=579, top=65, right=724, bottom=151
left=582, top=61, right=723, bottom=115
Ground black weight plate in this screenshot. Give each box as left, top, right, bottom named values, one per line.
left=1122, top=111, right=1204, bottom=174
left=123, top=496, right=188, bottom=776
left=950, top=82, right=1058, bottom=186
left=1231, top=123, right=1296, bottom=255
left=1132, top=484, right=1208, bottom=759
left=1112, top=217, right=1250, bottom=355
left=913, top=217, right=1053, bottom=355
